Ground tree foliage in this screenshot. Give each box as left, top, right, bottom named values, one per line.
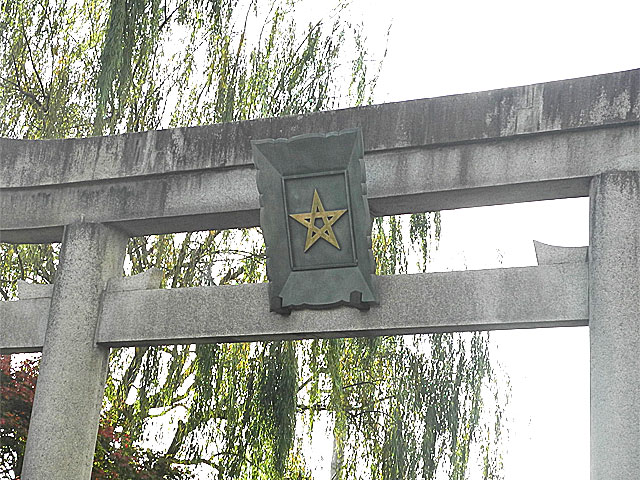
left=0, top=0, right=507, bottom=478
left=0, top=355, right=192, bottom=479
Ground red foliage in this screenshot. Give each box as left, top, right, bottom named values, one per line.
left=0, top=355, right=191, bottom=480
left=0, top=354, right=37, bottom=478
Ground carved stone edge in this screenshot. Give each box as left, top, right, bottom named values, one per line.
left=533, top=240, right=588, bottom=265
left=106, top=268, right=164, bottom=292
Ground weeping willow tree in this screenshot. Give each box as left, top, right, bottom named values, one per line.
left=0, top=0, right=507, bottom=478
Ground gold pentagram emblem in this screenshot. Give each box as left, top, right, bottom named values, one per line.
left=289, top=189, right=347, bottom=252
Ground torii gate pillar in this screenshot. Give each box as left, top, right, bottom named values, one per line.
left=589, top=171, right=640, bottom=479
left=21, top=223, right=127, bottom=480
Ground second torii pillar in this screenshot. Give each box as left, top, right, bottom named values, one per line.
left=589, top=170, right=640, bottom=479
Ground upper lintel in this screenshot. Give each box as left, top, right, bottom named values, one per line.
left=1, top=69, right=638, bottom=243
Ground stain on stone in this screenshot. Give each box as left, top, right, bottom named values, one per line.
left=456, top=145, right=471, bottom=187
left=589, top=89, right=632, bottom=124
left=608, top=170, right=640, bottom=194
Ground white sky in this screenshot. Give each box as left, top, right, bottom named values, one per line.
left=428, top=200, right=590, bottom=480
left=360, top=0, right=638, bottom=103
left=334, top=0, right=637, bottom=478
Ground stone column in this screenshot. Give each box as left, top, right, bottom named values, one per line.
left=22, top=223, right=128, bottom=480
left=589, top=171, right=640, bottom=480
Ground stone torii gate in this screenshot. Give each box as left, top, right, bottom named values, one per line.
left=1, top=69, right=638, bottom=479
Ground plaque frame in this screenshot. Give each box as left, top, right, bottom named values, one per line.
left=252, top=128, right=378, bottom=314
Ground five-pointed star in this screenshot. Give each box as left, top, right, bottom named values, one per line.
left=289, top=189, right=347, bottom=252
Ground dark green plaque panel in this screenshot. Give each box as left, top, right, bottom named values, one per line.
left=252, top=128, right=377, bottom=314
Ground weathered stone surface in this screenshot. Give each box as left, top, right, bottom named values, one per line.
left=0, top=269, right=165, bottom=354
left=16, top=280, right=54, bottom=299
left=2, top=263, right=588, bottom=352
left=94, top=263, right=588, bottom=346
left=533, top=240, right=588, bottom=265
left=21, top=223, right=128, bottom=480
left=1, top=70, right=638, bottom=243
left=1, top=283, right=52, bottom=354
left=589, top=171, right=640, bottom=480
left=0, top=298, right=50, bottom=353
left=106, top=267, right=163, bottom=291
